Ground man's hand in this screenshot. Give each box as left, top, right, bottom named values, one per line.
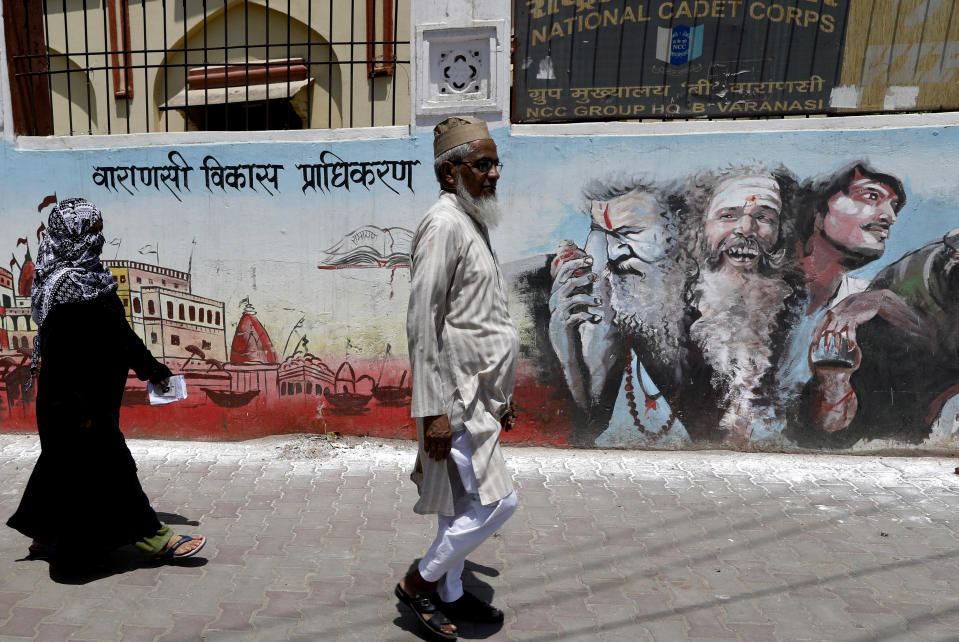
left=500, top=400, right=517, bottom=432
left=423, top=414, right=453, bottom=461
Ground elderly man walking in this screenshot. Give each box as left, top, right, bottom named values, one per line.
left=394, top=116, right=519, bottom=640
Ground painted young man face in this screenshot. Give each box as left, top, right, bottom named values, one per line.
left=821, top=170, right=900, bottom=259
left=703, top=175, right=782, bottom=272
left=453, top=138, right=500, bottom=199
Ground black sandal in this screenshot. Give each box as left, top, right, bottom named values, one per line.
left=438, top=591, right=505, bottom=623
left=394, top=583, right=457, bottom=641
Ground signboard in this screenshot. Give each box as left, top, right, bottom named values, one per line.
left=514, top=0, right=852, bottom=122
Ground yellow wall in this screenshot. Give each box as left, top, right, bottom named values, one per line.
left=42, top=0, right=410, bottom=135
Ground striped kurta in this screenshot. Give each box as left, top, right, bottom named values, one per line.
left=407, top=192, right=520, bottom=516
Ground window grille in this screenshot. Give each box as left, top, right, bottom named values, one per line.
left=3, top=0, right=411, bottom=136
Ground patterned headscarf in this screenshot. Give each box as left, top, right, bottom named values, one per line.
left=30, top=198, right=117, bottom=375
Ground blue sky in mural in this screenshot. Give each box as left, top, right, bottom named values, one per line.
left=495, top=125, right=959, bottom=278
left=1, top=123, right=956, bottom=338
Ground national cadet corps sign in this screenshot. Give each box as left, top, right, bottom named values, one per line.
left=513, top=0, right=850, bottom=122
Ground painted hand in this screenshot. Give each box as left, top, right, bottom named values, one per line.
left=810, top=328, right=862, bottom=373
left=548, top=247, right=602, bottom=330
left=813, top=289, right=922, bottom=352
left=548, top=242, right=602, bottom=408
left=808, top=330, right=861, bottom=433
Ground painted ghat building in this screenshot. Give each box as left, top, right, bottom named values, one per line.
left=104, top=260, right=227, bottom=364
left=0, top=257, right=36, bottom=354
left=102, top=260, right=232, bottom=403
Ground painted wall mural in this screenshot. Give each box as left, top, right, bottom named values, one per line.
left=0, top=123, right=956, bottom=451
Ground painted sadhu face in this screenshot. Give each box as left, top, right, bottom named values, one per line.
left=592, top=190, right=674, bottom=277
left=590, top=190, right=685, bottom=342
left=703, top=175, right=781, bottom=272
left=822, top=170, right=900, bottom=259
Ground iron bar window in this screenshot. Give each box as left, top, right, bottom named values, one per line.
left=3, top=0, right=411, bottom=136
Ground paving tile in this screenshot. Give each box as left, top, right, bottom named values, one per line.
left=509, top=605, right=558, bottom=632
left=32, top=623, right=83, bottom=641
left=256, top=590, right=307, bottom=619
left=120, top=624, right=166, bottom=642
left=71, top=610, right=125, bottom=641
left=249, top=535, right=287, bottom=557
left=0, top=606, right=57, bottom=637
left=3, top=436, right=959, bottom=641
left=207, top=601, right=258, bottom=632
left=0, top=591, right=30, bottom=620
left=155, top=613, right=216, bottom=642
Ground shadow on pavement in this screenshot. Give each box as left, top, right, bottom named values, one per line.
left=44, top=548, right=209, bottom=585
left=512, top=547, right=959, bottom=641
left=9, top=511, right=209, bottom=585
left=156, top=511, right=201, bottom=527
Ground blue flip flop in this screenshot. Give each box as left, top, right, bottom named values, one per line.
left=153, top=535, right=206, bottom=561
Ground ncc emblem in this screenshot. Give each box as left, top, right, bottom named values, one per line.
left=656, top=24, right=704, bottom=66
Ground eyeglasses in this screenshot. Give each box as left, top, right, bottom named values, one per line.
left=451, top=158, right=503, bottom=174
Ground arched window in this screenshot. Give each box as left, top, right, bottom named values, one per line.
left=167, top=301, right=174, bottom=318
left=178, top=303, right=185, bottom=320
left=215, top=311, right=220, bottom=325
left=189, top=306, right=195, bottom=321
left=133, top=298, right=141, bottom=313
left=148, top=300, right=155, bottom=315
left=207, top=310, right=212, bottom=324
left=11, top=336, right=18, bottom=350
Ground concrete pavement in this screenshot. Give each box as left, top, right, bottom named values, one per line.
left=1, top=433, right=958, bottom=641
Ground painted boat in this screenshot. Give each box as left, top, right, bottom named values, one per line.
left=372, top=370, right=411, bottom=406
left=202, top=388, right=260, bottom=408
left=323, top=362, right=375, bottom=410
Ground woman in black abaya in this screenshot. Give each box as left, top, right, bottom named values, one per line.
left=6, top=198, right=206, bottom=566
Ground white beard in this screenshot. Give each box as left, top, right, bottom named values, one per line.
left=606, top=261, right=685, bottom=356
left=456, top=179, right=502, bottom=229
left=690, top=269, right=791, bottom=437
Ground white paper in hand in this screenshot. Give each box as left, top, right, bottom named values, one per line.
left=148, top=375, right=188, bottom=405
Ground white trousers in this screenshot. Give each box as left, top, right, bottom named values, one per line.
left=418, top=430, right=518, bottom=602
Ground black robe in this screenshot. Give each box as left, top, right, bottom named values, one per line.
left=6, top=293, right=172, bottom=559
